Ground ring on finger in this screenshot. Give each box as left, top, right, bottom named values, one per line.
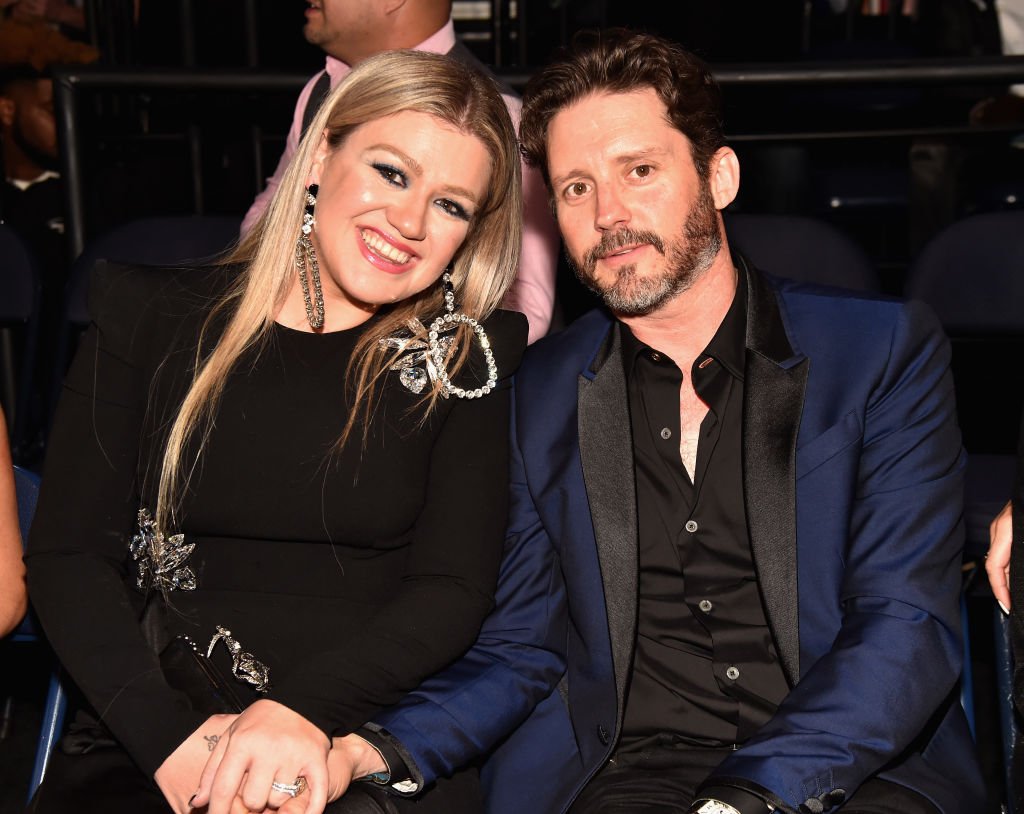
left=270, top=776, right=308, bottom=798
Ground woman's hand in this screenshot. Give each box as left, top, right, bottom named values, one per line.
left=988, top=500, right=1014, bottom=614
left=154, top=713, right=237, bottom=814
left=190, top=698, right=331, bottom=814
left=276, top=734, right=391, bottom=814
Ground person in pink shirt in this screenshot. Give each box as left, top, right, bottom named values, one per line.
left=243, top=0, right=559, bottom=343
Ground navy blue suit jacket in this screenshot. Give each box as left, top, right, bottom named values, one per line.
left=372, top=261, right=985, bottom=814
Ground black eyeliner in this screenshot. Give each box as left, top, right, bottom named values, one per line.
left=372, top=161, right=407, bottom=186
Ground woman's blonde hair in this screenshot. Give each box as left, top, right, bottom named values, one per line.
left=155, top=50, right=522, bottom=528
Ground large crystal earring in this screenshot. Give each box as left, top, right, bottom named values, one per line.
left=295, top=183, right=325, bottom=329
left=379, top=271, right=498, bottom=398
left=427, top=271, right=498, bottom=399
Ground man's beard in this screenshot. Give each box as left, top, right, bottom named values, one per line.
left=567, top=180, right=722, bottom=317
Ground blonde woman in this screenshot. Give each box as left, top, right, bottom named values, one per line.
left=26, top=50, right=525, bottom=814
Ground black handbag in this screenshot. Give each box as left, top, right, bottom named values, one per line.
left=158, top=634, right=245, bottom=715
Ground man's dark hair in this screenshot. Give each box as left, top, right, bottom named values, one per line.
left=520, top=29, right=725, bottom=188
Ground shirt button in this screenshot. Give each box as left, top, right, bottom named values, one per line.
left=726, top=666, right=740, bottom=680
left=685, top=520, right=698, bottom=533
left=699, top=599, right=713, bottom=613
left=660, top=427, right=672, bottom=440
left=650, top=351, right=661, bottom=362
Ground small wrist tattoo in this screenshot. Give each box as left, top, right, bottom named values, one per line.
left=203, top=734, right=220, bottom=752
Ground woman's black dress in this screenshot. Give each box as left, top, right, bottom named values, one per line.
left=25, top=262, right=526, bottom=812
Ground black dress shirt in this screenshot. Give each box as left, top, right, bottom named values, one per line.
left=618, top=273, right=790, bottom=753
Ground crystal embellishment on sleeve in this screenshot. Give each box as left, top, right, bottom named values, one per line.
left=129, top=508, right=196, bottom=594
left=208, top=626, right=271, bottom=692
left=380, top=317, right=457, bottom=395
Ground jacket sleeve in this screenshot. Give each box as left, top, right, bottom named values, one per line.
left=25, top=263, right=209, bottom=778
left=364, top=376, right=568, bottom=791
left=705, top=300, right=967, bottom=813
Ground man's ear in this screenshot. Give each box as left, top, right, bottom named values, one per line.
left=0, top=97, right=15, bottom=130
left=306, top=129, right=331, bottom=187
left=708, top=146, right=740, bottom=211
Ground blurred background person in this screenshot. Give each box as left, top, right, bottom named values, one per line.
left=1, top=65, right=64, bottom=293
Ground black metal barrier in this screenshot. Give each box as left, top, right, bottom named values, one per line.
left=52, top=55, right=1024, bottom=261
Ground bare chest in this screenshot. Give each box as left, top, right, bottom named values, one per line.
left=677, top=378, right=709, bottom=481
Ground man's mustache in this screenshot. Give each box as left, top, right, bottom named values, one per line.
left=582, top=228, right=666, bottom=272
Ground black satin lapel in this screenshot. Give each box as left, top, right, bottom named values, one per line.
left=578, top=327, right=637, bottom=719
left=743, top=351, right=808, bottom=686
left=741, top=260, right=808, bottom=686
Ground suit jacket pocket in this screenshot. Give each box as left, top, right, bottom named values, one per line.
left=796, top=410, right=862, bottom=479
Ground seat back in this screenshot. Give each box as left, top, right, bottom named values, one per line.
left=50, top=215, right=242, bottom=428
left=0, top=225, right=38, bottom=324
left=994, top=606, right=1019, bottom=814
left=906, top=211, right=1024, bottom=334
left=14, top=465, right=40, bottom=551
left=9, top=466, right=67, bottom=801
left=905, top=212, right=1024, bottom=455
left=65, top=214, right=242, bottom=326
left=9, top=466, right=38, bottom=642
left=723, top=212, right=880, bottom=292
left=0, top=226, right=41, bottom=461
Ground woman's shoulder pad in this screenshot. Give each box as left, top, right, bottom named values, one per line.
left=86, top=261, right=238, bottom=362
left=481, top=309, right=528, bottom=376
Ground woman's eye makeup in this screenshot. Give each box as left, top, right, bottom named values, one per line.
left=436, top=199, right=470, bottom=221
left=371, top=159, right=471, bottom=222
left=373, top=162, right=407, bottom=187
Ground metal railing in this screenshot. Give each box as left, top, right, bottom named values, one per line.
left=52, top=55, right=1024, bottom=260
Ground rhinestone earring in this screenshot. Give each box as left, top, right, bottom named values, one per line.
left=379, top=271, right=498, bottom=399
left=295, top=183, right=325, bottom=329
left=428, top=272, right=498, bottom=399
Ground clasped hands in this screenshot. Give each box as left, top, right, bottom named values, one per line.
left=155, top=699, right=389, bottom=814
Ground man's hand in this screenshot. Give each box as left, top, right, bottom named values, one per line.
left=275, top=734, right=391, bottom=814
left=154, top=714, right=237, bottom=814
left=988, top=500, right=1013, bottom=613
left=190, top=699, right=331, bottom=814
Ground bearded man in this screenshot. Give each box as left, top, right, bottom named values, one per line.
left=348, top=29, right=986, bottom=814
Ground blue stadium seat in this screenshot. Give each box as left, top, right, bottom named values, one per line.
left=7, top=466, right=67, bottom=801
left=0, top=225, right=41, bottom=461
left=723, top=212, right=880, bottom=292
left=50, top=214, right=242, bottom=428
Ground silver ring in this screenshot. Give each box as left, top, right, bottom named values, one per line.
left=271, top=776, right=308, bottom=798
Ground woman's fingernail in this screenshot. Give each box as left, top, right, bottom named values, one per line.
left=188, top=794, right=197, bottom=808
left=999, top=601, right=1010, bottom=615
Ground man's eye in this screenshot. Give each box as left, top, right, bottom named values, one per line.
left=567, top=181, right=589, bottom=198
left=634, top=165, right=652, bottom=178
left=373, top=163, right=407, bottom=187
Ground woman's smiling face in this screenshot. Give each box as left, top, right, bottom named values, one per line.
left=298, top=110, right=493, bottom=330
